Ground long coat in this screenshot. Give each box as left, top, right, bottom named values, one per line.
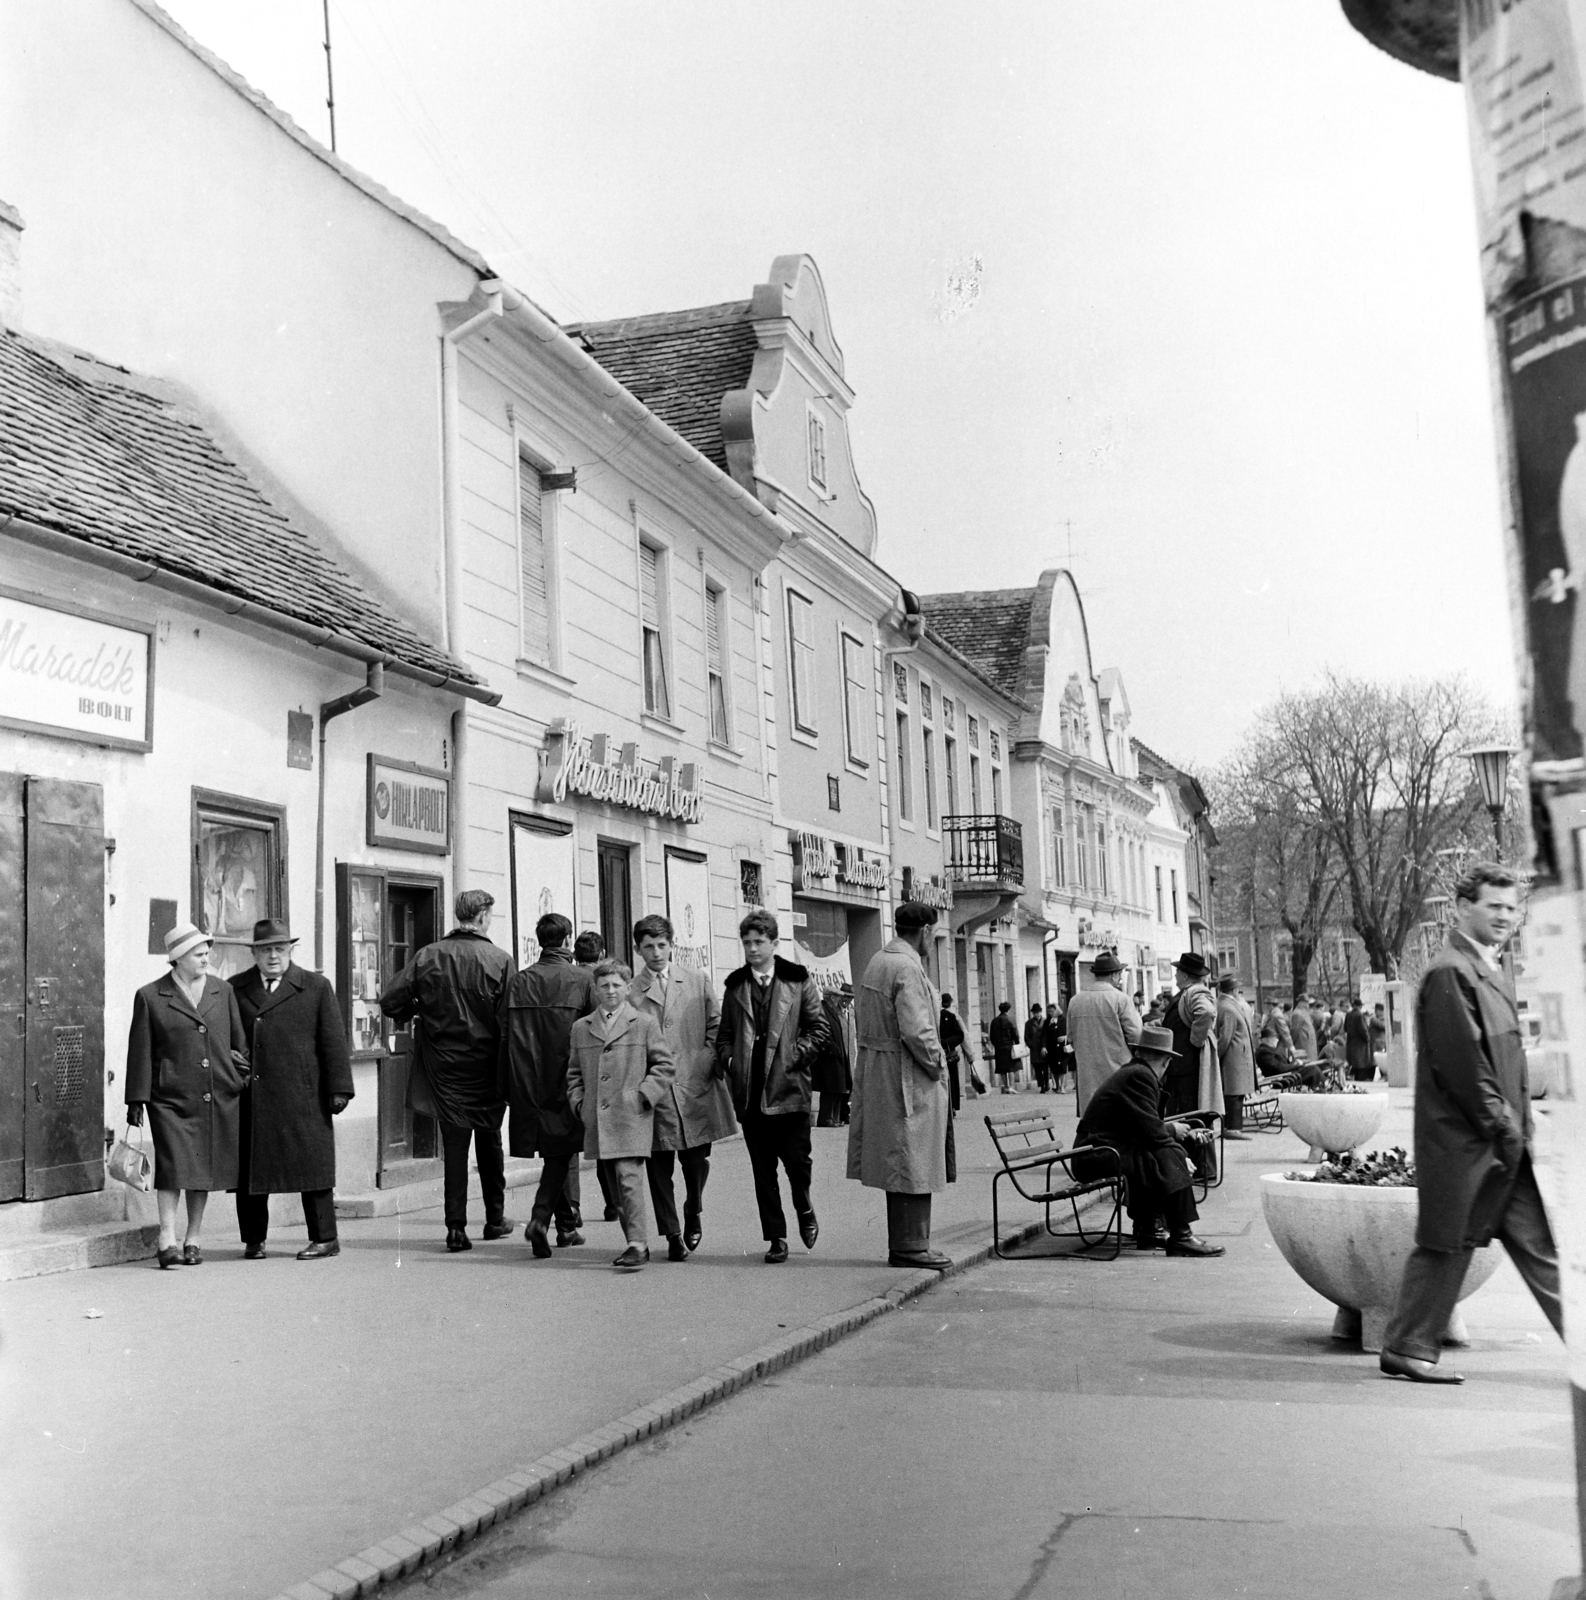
left=716, top=957, right=828, bottom=1116
left=230, top=964, right=352, bottom=1194
left=1344, top=1006, right=1374, bottom=1076
left=498, top=949, right=597, bottom=1157
left=1215, top=992, right=1256, bottom=1097
left=1075, top=1058, right=1198, bottom=1224
left=567, top=1002, right=675, bottom=1160
left=1067, top=983, right=1143, bottom=1114
left=988, top=1011, right=1019, bottom=1070
left=1288, top=1005, right=1318, bottom=1061
left=847, top=938, right=948, bottom=1194
left=1413, top=932, right=1532, bottom=1252
left=631, top=961, right=734, bottom=1149
left=125, top=975, right=249, bottom=1191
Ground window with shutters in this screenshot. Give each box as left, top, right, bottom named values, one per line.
left=840, top=631, right=869, bottom=767
left=1051, top=805, right=1067, bottom=887
left=705, top=581, right=731, bottom=746
left=639, top=540, right=671, bottom=720
left=1171, top=869, right=1180, bottom=925
left=922, top=726, right=937, bottom=828
left=944, top=735, right=959, bottom=814
left=969, top=752, right=982, bottom=812
left=991, top=762, right=1003, bottom=815
left=895, top=710, right=912, bottom=822
left=1154, top=865, right=1164, bottom=922
left=518, top=456, right=555, bottom=667
left=787, top=588, right=817, bottom=736
left=1096, top=822, right=1109, bottom=896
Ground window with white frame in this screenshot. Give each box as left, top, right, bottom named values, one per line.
left=1096, top=821, right=1109, bottom=896
left=639, top=540, right=671, bottom=719
left=787, top=588, right=817, bottom=735
left=970, top=751, right=982, bottom=812
left=807, top=407, right=828, bottom=492
left=705, top=581, right=731, bottom=746
left=991, top=760, right=1003, bottom=814
left=922, top=725, right=937, bottom=828
left=840, top=631, right=869, bottom=767
left=1154, top=864, right=1164, bottom=921
left=1074, top=805, right=1090, bottom=888
left=895, top=709, right=912, bottom=822
left=518, top=456, right=554, bottom=667
left=944, top=733, right=959, bottom=814
left=1051, top=805, right=1067, bottom=887
left=1171, top=869, right=1180, bottom=925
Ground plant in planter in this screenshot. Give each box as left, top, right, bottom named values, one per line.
left=1260, top=1149, right=1499, bottom=1352
left=1278, top=1084, right=1390, bottom=1160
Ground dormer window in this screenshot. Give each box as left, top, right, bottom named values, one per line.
left=807, top=407, right=828, bottom=493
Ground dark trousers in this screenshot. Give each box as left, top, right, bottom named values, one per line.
left=647, top=1144, right=711, bottom=1239
left=946, top=1053, right=961, bottom=1113
left=596, top=1159, right=621, bottom=1218
left=1032, top=1054, right=1050, bottom=1092
left=886, top=1191, right=933, bottom=1255
left=741, top=1110, right=813, bottom=1241
left=529, top=1144, right=583, bottom=1233
left=816, top=1093, right=849, bottom=1127
left=235, top=1089, right=336, bottom=1243
left=1385, top=1156, right=1563, bottom=1362
left=1223, top=1092, right=1245, bottom=1131
left=440, top=1117, right=505, bottom=1230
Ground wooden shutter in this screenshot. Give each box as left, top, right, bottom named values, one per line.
left=705, top=584, right=725, bottom=674
left=519, top=459, right=551, bottom=663
left=640, top=543, right=661, bottom=628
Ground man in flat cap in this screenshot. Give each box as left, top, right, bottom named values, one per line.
left=230, top=919, right=353, bottom=1259
left=1066, top=949, right=1142, bottom=1115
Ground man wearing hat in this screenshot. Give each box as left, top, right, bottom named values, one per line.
left=1074, top=1026, right=1225, bottom=1256
left=1066, top=950, right=1142, bottom=1115
left=1215, top=975, right=1256, bottom=1141
left=847, top=901, right=952, bottom=1269
left=1158, top=951, right=1222, bottom=1119
left=230, top=919, right=353, bottom=1259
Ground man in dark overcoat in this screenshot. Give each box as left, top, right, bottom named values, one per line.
left=230, top=919, right=352, bottom=1260
left=1381, top=865, right=1564, bottom=1383
left=380, top=889, right=514, bottom=1252
left=498, top=912, right=597, bottom=1257
left=1344, top=996, right=1375, bottom=1081
left=1074, top=1025, right=1224, bottom=1257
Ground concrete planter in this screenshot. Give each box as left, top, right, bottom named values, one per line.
left=1259, top=1171, right=1500, bottom=1352
left=1278, top=1091, right=1389, bottom=1159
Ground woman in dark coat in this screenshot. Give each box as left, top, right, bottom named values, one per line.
left=126, top=923, right=250, bottom=1268
left=988, top=1002, right=1020, bottom=1093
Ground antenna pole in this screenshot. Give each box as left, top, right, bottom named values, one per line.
left=322, top=0, right=337, bottom=152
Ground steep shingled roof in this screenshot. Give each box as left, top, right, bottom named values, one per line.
left=0, top=325, right=484, bottom=689
left=569, top=303, right=757, bottom=473
left=918, top=588, right=1037, bottom=702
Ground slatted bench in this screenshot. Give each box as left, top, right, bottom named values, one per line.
left=984, top=1108, right=1125, bottom=1260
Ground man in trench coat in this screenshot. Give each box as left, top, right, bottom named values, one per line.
left=230, top=919, right=352, bottom=1259
left=847, top=901, right=952, bottom=1270
left=1381, top=864, right=1563, bottom=1382
left=1067, top=950, right=1142, bottom=1114
left=1214, top=975, right=1256, bottom=1140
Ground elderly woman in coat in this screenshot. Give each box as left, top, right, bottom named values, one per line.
left=567, top=959, right=675, bottom=1271
left=847, top=902, right=951, bottom=1270
left=125, top=923, right=250, bottom=1268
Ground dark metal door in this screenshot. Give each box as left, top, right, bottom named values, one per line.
left=598, top=842, right=632, bottom=968
left=23, top=777, right=105, bottom=1199
left=0, top=774, right=24, bottom=1201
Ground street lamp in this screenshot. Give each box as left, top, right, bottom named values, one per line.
left=1465, top=744, right=1514, bottom=854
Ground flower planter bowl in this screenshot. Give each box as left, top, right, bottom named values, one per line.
left=1259, top=1170, right=1500, bottom=1352
left=1278, top=1091, right=1389, bottom=1160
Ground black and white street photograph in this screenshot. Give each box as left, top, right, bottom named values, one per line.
left=5, top=3, right=1586, bottom=1597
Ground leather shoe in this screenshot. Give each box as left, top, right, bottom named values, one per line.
left=764, top=1238, right=789, bottom=1264
left=243, top=1242, right=266, bottom=1260
left=445, top=1228, right=472, bottom=1253
left=1164, top=1235, right=1225, bottom=1258
left=1380, top=1350, right=1464, bottom=1384
left=1133, top=1230, right=1168, bottom=1250
left=157, top=1245, right=182, bottom=1269
left=683, top=1222, right=702, bottom=1252
left=797, top=1210, right=819, bottom=1250
left=482, top=1218, right=516, bottom=1240
left=603, top=1206, right=620, bottom=1222
left=612, top=1244, right=650, bottom=1270
left=888, top=1249, right=952, bottom=1270
left=181, top=1243, right=203, bottom=1266
left=524, top=1221, right=553, bottom=1259
left=667, top=1234, right=687, bottom=1262
left=296, top=1240, right=340, bottom=1260
left=556, top=1229, right=585, bottom=1248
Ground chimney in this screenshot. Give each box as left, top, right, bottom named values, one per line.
left=0, top=201, right=22, bottom=328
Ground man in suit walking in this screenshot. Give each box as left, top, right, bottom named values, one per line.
left=230, top=919, right=352, bottom=1259
left=1380, top=864, right=1563, bottom=1383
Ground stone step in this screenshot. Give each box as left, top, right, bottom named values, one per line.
left=0, top=1218, right=161, bottom=1282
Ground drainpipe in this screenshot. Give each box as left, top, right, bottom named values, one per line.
left=315, top=662, right=383, bottom=971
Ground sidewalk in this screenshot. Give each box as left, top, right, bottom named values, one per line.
left=0, top=1089, right=1071, bottom=1600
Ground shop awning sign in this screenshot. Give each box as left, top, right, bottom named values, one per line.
left=537, top=719, right=703, bottom=824
left=368, top=756, right=450, bottom=854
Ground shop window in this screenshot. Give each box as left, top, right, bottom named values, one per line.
left=788, top=588, right=818, bottom=735
left=841, top=631, right=869, bottom=767
left=705, top=581, right=732, bottom=746
left=191, top=791, right=286, bottom=982
left=639, top=540, right=671, bottom=720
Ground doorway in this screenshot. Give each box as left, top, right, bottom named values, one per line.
left=0, top=774, right=106, bottom=1201
left=380, top=877, right=441, bottom=1177
left=598, top=841, right=633, bottom=968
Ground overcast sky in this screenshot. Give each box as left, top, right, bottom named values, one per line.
left=157, top=0, right=1511, bottom=769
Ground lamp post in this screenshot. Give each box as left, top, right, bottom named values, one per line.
left=1466, top=744, right=1514, bottom=856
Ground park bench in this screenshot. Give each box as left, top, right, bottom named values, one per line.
left=984, top=1107, right=1124, bottom=1260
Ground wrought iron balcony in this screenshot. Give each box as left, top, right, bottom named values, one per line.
left=943, top=813, right=1023, bottom=889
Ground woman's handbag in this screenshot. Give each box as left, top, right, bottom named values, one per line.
left=107, top=1124, right=153, bottom=1192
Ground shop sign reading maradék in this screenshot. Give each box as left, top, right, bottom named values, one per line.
left=368, top=756, right=450, bottom=854
left=0, top=588, right=153, bottom=751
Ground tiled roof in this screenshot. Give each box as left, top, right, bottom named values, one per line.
left=918, top=588, right=1037, bottom=701
left=569, top=303, right=757, bottom=472
left=0, top=326, right=484, bottom=689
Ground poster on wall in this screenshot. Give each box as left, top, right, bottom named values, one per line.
left=511, top=816, right=577, bottom=969
left=793, top=898, right=851, bottom=992
left=664, top=849, right=713, bottom=980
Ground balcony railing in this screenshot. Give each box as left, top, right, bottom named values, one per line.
left=943, top=813, right=1023, bottom=889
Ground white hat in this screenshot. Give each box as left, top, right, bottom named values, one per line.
left=164, top=922, right=212, bottom=964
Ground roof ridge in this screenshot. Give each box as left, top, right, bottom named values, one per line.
left=571, top=300, right=755, bottom=338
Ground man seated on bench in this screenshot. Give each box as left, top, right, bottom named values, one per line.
left=1256, top=1025, right=1320, bottom=1089
left=1073, top=1025, right=1224, bottom=1258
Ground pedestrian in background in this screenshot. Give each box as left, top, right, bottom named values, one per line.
left=499, top=912, right=597, bottom=1257
left=1265, top=999, right=1294, bottom=1060
left=125, top=923, right=250, bottom=1268
left=631, top=913, right=731, bottom=1260
left=1066, top=951, right=1142, bottom=1115
left=1369, top=1002, right=1389, bottom=1072
left=1289, top=994, right=1318, bottom=1063
left=380, top=889, right=513, bottom=1253
left=1344, top=996, right=1375, bottom=1081
left=567, top=959, right=675, bottom=1271
left=230, top=918, right=351, bottom=1261
left=1214, top=975, right=1254, bottom=1141
left=938, top=993, right=967, bottom=1112
left=812, top=983, right=854, bottom=1127
left=1024, top=1003, right=1049, bottom=1093
left=988, top=1001, right=1019, bottom=1092
left=716, top=909, right=828, bottom=1264
left=1042, top=1002, right=1068, bottom=1094
left=847, top=901, right=951, bottom=1270
left=573, top=930, right=605, bottom=965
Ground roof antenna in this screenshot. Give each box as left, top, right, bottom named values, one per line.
left=322, top=0, right=337, bottom=153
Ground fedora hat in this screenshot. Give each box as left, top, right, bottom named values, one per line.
left=250, top=918, right=298, bottom=949
left=1090, top=950, right=1124, bottom=976
left=1136, top=1025, right=1175, bottom=1059
left=1174, top=950, right=1208, bottom=980
left=164, top=922, right=212, bottom=964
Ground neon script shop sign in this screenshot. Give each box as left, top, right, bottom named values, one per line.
left=537, top=720, right=704, bottom=824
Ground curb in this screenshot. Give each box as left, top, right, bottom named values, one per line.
left=262, top=1204, right=1090, bottom=1600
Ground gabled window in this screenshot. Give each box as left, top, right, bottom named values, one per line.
left=639, top=541, right=671, bottom=719
left=705, top=582, right=731, bottom=745
left=841, top=632, right=869, bottom=767
left=519, top=457, right=552, bottom=666
left=788, top=589, right=817, bottom=735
